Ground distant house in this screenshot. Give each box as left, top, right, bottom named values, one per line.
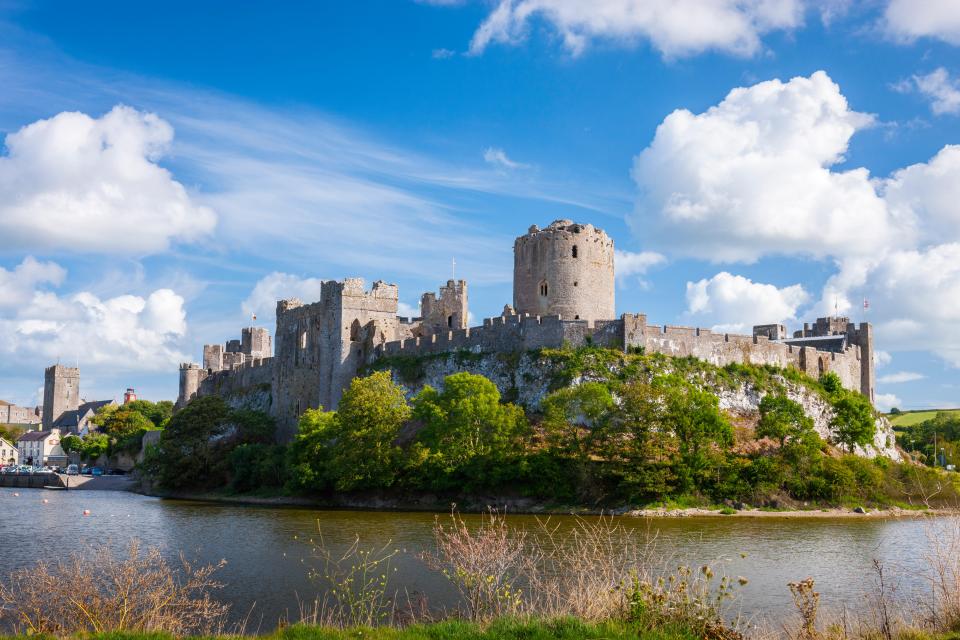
left=0, top=437, right=18, bottom=465
left=0, top=400, right=42, bottom=427
left=51, top=399, right=117, bottom=435
left=16, top=429, right=67, bottom=467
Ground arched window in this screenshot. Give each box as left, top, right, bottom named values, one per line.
left=447, top=315, right=453, bottom=328
left=818, top=357, right=825, bottom=376
left=572, top=245, right=578, bottom=258
left=539, top=281, right=548, bottom=297
left=350, top=319, right=361, bottom=342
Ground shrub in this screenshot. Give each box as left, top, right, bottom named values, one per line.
left=0, top=541, right=227, bottom=635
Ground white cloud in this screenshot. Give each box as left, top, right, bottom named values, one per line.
left=0, top=106, right=216, bottom=256
left=483, top=147, right=529, bottom=170
left=874, top=350, right=892, bottom=368
left=0, top=284, right=188, bottom=372
left=884, top=145, right=960, bottom=245
left=875, top=393, right=902, bottom=413
left=631, top=71, right=903, bottom=263
left=878, top=371, right=926, bottom=384
left=615, top=249, right=666, bottom=287
left=0, top=257, right=65, bottom=308
left=468, top=0, right=804, bottom=58
left=684, top=271, right=809, bottom=333
left=241, top=272, right=326, bottom=327
left=432, top=48, right=457, bottom=59
left=397, top=301, right=420, bottom=318
left=865, top=244, right=960, bottom=366
left=883, top=0, right=960, bottom=46
left=894, top=68, right=960, bottom=115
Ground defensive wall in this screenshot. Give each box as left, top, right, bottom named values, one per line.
left=374, top=312, right=870, bottom=397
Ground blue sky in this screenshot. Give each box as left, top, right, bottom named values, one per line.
left=0, top=0, right=958, bottom=410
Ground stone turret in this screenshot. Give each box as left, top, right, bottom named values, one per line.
left=420, top=279, right=468, bottom=335
left=42, top=364, right=79, bottom=427
left=513, top=219, right=615, bottom=325
left=177, top=363, right=206, bottom=408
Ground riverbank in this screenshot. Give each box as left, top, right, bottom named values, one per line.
left=0, top=619, right=698, bottom=640
left=137, top=485, right=948, bottom=518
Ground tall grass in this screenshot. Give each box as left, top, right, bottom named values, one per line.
left=0, top=541, right=228, bottom=636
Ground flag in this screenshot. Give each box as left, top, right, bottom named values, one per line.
left=863, top=298, right=870, bottom=310
left=252, top=313, right=257, bottom=322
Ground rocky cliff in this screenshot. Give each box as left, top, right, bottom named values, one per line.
left=369, top=347, right=900, bottom=460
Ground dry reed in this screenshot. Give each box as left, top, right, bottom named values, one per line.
left=0, top=540, right=228, bottom=636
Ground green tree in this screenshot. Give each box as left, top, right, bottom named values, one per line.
left=327, top=372, right=411, bottom=491
left=831, top=393, right=876, bottom=453
left=81, top=434, right=110, bottom=461
left=60, top=434, right=82, bottom=454
left=541, top=382, right=613, bottom=458
left=656, top=375, right=733, bottom=495
left=150, top=396, right=231, bottom=490
left=0, top=424, right=24, bottom=444
left=413, top=372, right=528, bottom=473
left=97, top=407, right=154, bottom=441
left=124, top=399, right=174, bottom=428
left=593, top=380, right=675, bottom=501
left=287, top=408, right=338, bottom=491
left=820, top=372, right=842, bottom=395
left=757, top=395, right=815, bottom=447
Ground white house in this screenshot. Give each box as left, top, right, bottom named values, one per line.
left=0, top=437, right=18, bottom=465
left=16, top=429, right=67, bottom=467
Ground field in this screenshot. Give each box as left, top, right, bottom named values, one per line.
left=888, top=409, right=960, bottom=427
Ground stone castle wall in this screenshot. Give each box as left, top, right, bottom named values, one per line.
left=375, top=312, right=869, bottom=398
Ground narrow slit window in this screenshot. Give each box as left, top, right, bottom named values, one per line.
left=447, top=315, right=453, bottom=328
left=572, top=245, right=578, bottom=258
left=539, top=281, right=548, bottom=297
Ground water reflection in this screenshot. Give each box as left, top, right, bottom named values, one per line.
left=0, top=489, right=938, bottom=630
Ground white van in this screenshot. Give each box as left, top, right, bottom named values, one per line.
left=65, top=464, right=79, bottom=476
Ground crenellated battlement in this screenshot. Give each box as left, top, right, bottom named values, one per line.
left=176, top=219, right=875, bottom=441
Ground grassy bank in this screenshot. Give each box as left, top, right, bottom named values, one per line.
left=4, top=619, right=701, bottom=640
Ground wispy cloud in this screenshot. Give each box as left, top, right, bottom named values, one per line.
left=892, top=68, right=960, bottom=115
left=483, top=147, right=529, bottom=171
left=878, top=371, right=926, bottom=384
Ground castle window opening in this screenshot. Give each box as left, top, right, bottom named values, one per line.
left=447, top=315, right=453, bottom=328
left=350, top=319, right=361, bottom=342
left=572, top=245, right=578, bottom=258
left=818, top=357, right=825, bottom=376
left=300, top=330, right=308, bottom=350
left=573, top=281, right=578, bottom=287
left=539, top=281, right=548, bottom=297
left=574, top=315, right=580, bottom=320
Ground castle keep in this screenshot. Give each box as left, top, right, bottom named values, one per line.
left=178, top=219, right=875, bottom=440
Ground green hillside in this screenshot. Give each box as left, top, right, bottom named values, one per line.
left=889, top=410, right=960, bottom=427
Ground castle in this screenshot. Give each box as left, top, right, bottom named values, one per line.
left=178, top=219, right=875, bottom=440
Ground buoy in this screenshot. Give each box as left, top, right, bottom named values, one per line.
left=82, top=509, right=91, bottom=516
left=42, top=499, right=48, bottom=504
left=12, top=492, right=19, bottom=497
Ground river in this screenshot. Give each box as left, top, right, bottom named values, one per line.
left=0, top=488, right=946, bottom=631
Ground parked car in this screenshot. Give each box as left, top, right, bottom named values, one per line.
left=80, top=466, right=92, bottom=475
left=66, top=464, right=79, bottom=476
left=91, top=467, right=104, bottom=477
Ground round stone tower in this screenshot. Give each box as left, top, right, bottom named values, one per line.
left=513, top=219, right=615, bottom=324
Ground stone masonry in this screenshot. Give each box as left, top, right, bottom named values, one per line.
left=42, top=365, right=79, bottom=427
left=513, top=219, right=615, bottom=324
left=177, top=218, right=876, bottom=441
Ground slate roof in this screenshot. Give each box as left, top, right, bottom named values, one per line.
left=50, top=399, right=115, bottom=428
left=17, top=430, right=54, bottom=442
left=781, top=334, right=848, bottom=353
